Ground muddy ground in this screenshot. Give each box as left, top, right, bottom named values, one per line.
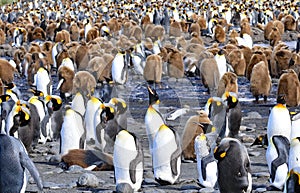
left=20, top=27, right=299, bottom=193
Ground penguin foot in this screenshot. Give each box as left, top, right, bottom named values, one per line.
left=266, top=185, right=282, bottom=191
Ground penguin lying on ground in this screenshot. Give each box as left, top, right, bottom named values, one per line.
left=0, top=134, right=43, bottom=192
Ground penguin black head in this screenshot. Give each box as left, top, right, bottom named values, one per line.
left=30, top=88, right=44, bottom=97
left=286, top=169, right=300, bottom=193
left=0, top=94, right=11, bottom=103
left=277, top=94, right=286, bottom=105
left=100, top=104, right=115, bottom=123
left=147, top=86, right=159, bottom=106
left=5, top=82, right=16, bottom=90
left=45, top=95, right=62, bottom=111
left=222, top=92, right=239, bottom=109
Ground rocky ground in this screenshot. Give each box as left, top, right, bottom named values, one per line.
left=22, top=27, right=299, bottom=193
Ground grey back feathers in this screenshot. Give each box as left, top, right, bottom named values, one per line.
left=0, top=134, right=43, bottom=192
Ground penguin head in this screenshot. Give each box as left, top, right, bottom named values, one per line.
left=30, top=88, right=44, bottom=97
left=13, top=105, right=31, bottom=127
left=222, top=91, right=239, bottom=109
left=0, top=94, right=11, bottom=103
left=109, top=98, right=127, bottom=114
left=291, top=137, right=300, bottom=147
left=251, top=134, right=268, bottom=148
left=147, top=86, right=159, bottom=106
left=100, top=103, right=115, bottom=123
left=276, top=94, right=286, bottom=105
left=214, top=141, right=229, bottom=161
left=45, top=95, right=62, bottom=111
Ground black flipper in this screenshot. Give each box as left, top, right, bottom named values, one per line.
left=170, top=127, right=181, bottom=177
left=19, top=151, right=43, bottom=191
left=270, top=135, right=290, bottom=182
left=128, top=132, right=143, bottom=184
left=201, top=154, right=216, bottom=181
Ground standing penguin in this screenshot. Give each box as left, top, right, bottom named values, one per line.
left=214, top=137, right=252, bottom=193
left=267, top=95, right=291, bottom=144
left=289, top=137, right=300, bottom=171
left=284, top=168, right=300, bottom=193
left=266, top=95, right=291, bottom=190
left=12, top=27, right=25, bottom=48
left=194, top=133, right=217, bottom=188
left=111, top=50, right=128, bottom=85
left=266, top=135, right=290, bottom=191
left=0, top=134, right=43, bottom=192
left=33, top=67, right=52, bottom=97
left=113, top=130, right=143, bottom=192
left=214, top=49, right=227, bottom=80
left=152, top=124, right=181, bottom=185
left=222, top=91, right=241, bottom=138
left=85, top=96, right=103, bottom=145
left=60, top=105, right=86, bottom=155
left=144, top=86, right=164, bottom=152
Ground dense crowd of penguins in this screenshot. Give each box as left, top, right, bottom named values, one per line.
left=0, top=0, right=299, bottom=192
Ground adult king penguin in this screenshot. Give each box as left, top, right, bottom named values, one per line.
left=144, top=86, right=164, bottom=152
left=111, top=50, right=128, bottom=85
left=194, top=133, right=217, bottom=188
left=266, top=95, right=291, bottom=190
left=113, top=130, right=143, bottom=192
left=0, top=134, right=43, bottom=193
left=152, top=124, right=181, bottom=185
left=214, top=137, right=252, bottom=193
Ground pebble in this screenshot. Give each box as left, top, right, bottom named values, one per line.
left=246, top=112, right=262, bottom=119
left=67, top=165, right=84, bottom=173
left=143, top=189, right=166, bottom=193
left=252, top=172, right=270, bottom=178
left=77, top=173, right=100, bottom=188
left=43, top=168, right=64, bottom=175
left=241, top=135, right=255, bottom=143
left=248, top=151, right=261, bottom=157
left=46, top=155, right=61, bottom=163
left=199, top=187, right=216, bottom=193
left=254, top=187, right=267, bottom=192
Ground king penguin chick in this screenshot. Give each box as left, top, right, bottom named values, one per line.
left=194, top=133, right=217, bottom=188
left=0, top=134, right=43, bottom=192
left=114, top=130, right=144, bottom=192
left=144, top=86, right=165, bottom=152
left=152, top=124, right=181, bottom=185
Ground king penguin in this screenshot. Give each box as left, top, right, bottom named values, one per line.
left=284, top=168, right=300, bottom=193
left=0, top=134, right=43, bottom=193
left=12, top=27, right=25, bottom=48
left=85, top=96, right=102, bottom=146
left=214, top=137, right=252, bottom=193
left=289, top=137, right=300, bottom=171
left=60, top=105, right=86, bottom=155
left=267, top=95, right=291, bottom=144
left=266, top=95, right=291, bottom=190
left=113, top=130, right=144, bottom=192
left=152, top=124, right=181, bottom=185
left=111, top=50, right=128, bottom=85
left=144, top=86, right=165, bottom=152
left=214, top=49, right=227, bottom=79
left=194, top=133, right=217, bottom=188
left=33, top=67, right=52, bottom=97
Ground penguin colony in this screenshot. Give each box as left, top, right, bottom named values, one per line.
left=0, top=0, right=299, bottom=192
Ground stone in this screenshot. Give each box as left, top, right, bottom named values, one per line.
left=77, top=173, right=100, bottom=188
